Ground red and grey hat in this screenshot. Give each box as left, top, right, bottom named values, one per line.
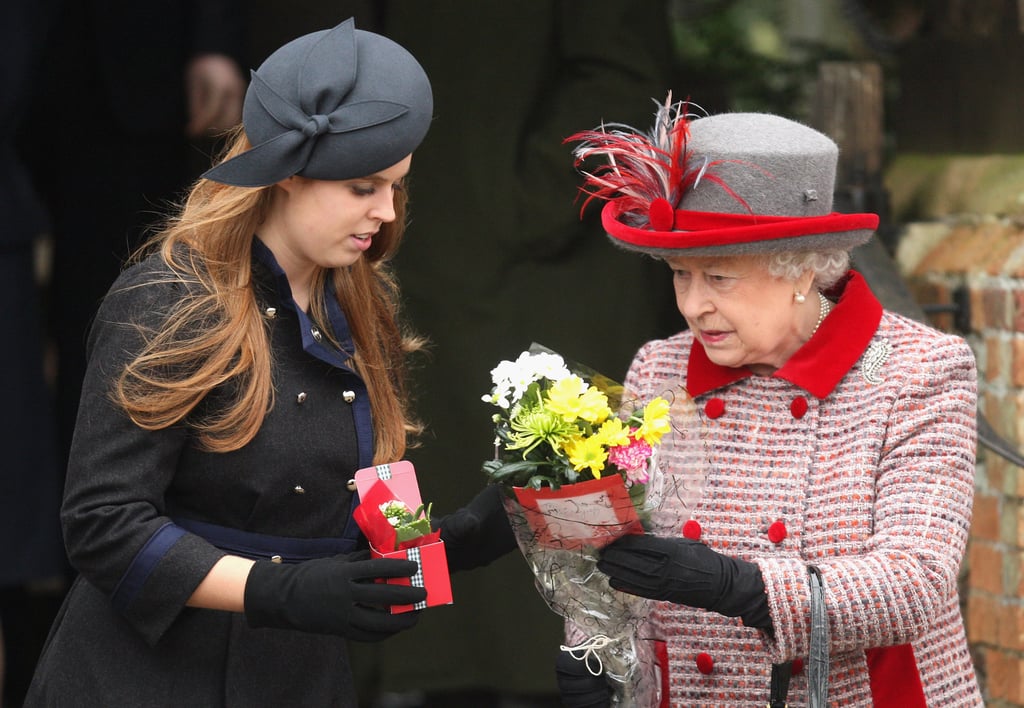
left=568, top=98, right=878, bottom=257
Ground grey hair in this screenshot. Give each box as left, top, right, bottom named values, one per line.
left=765, top=250, right=850, bottom=291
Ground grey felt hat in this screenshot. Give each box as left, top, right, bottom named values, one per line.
left=203, top=18, right=433, bottom=187
left=570, top=103, right=878, bottom=257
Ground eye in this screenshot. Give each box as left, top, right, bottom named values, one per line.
left=351, top=184, right=376, bottom=197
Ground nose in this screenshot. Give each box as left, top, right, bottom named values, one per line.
left=677, top=278, right=713, bottom=321
left=369, top=189, right=397, bottom=223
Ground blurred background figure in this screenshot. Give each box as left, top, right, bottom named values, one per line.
left=0, top=1, right=64, bottom=703
left=20, top=0, right=246, bottom=466
left=4, top=2, right=245, bottom=705
left=248, top=1, right=678, bottom=704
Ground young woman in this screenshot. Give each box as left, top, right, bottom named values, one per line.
left=25, top=19, right=511, bottom=707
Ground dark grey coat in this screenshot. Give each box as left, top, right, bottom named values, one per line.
left=26, top=244, right=373, bottom=707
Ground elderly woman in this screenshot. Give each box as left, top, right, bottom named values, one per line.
left=556, top=104, right=983, bottom=707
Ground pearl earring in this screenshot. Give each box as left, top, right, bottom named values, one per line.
left=794, top=292, right=806, bottom=304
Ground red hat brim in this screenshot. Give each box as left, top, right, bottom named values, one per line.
left=602, top=201, right=879, bottom=256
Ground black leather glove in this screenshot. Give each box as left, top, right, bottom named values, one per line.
left=598, top=534, right=772, bottom=630
left=437, top=484, right=518, bottom=572
left=244, top=552, right=427, bottom=641
left=555, top=650, right=612, bottom=708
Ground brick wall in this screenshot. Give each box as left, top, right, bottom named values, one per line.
left=894, top=176, right=1024, bottom=705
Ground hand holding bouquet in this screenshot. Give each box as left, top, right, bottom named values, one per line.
left=481, top=345, right=694, bottom=706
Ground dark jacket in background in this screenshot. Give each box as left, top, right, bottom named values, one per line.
left=0, top=0, right=63, bottom=590
left=20, top=0, right=246, bottom=463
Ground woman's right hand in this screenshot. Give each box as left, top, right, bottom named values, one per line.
left=243, top=552, right=426, bottom=641
left=555, top=650, right=612, bottom=708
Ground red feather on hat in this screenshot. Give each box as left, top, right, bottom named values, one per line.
left=566, top=94, right=749, bottom=230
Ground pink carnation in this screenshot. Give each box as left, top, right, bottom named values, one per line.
left=608, top=437, right=653, bottom=484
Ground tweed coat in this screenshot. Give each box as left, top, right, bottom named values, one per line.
left=26, top=241, right=373, bottom=707
left=615, top=271, right=983, bottom=706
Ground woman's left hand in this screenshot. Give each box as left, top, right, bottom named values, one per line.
left=598, top=534, right=772, bottom=629
left=437, top=484, right=518, bottom=572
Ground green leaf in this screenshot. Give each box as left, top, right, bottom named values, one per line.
left=526, top=474, right=560, bottom=491
left=484, top=459, right=542, bottom=485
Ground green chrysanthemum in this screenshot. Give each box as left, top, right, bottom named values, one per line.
left=506, top=405, right=579, bottom=457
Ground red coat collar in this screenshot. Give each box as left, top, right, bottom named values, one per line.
left=686, top=270, right=883, bottom=399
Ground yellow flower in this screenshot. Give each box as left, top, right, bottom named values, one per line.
left=545, top=376, right=611, bottom=424
left=595, top=417, right=631, bottom=447
left=577, top=386, right=612, bottom=424
left=564, top=434, right=608, bottom=476
left=636, top=396, right=671, bottom=445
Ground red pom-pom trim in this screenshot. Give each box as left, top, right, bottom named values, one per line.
left=648, top=198, right=675, bottom=231
left=790, top=396, right=808, bottom=419
left=791, top=657, right=805, bottom=675
left=767, top=521, right=788, bottom=544
left=704, top=397, right=725, bottom=419
left=682, top=519, right=703, bottom=540
left=695, top=652, right=714, bottom=675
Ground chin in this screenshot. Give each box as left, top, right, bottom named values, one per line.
left=328, top=253, right=364, bottom=269
left=706, top=351, right=745, bottom=370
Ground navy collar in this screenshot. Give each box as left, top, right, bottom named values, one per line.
left=252, top=237, right=356, bottom=370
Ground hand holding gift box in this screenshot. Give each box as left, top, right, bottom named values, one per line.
left=353, top=461, right=453, bottom=613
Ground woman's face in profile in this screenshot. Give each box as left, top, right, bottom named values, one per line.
left=667, top=253, right=814, bottom=375
left=264, top=154, right=412, bottom=275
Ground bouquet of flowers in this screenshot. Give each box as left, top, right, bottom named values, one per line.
left=481, top=345, right=700, bottom=706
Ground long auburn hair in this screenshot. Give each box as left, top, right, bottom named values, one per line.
left=114, top=127, right=423, bottom=462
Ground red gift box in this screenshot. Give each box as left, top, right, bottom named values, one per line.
left=374, top=538, right=453, bottom=613
left=353, top=461, right=453, bottom=613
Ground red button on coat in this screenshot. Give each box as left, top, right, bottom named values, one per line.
left=791, top=657, right=805, bottom=676
left=767, top=521, right=788, bottom=544
left=682, top=519, right=702, bottom=540
left=704, top=397, right=725, bottom=419
left=790, top=396, right=808, bottom=419
left=695, top=652, right=714, bottom=675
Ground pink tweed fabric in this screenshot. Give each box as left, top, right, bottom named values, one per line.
left=612, top=288, right=983, bottom=705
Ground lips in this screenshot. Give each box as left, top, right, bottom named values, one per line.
left=697, top=329, right=732, bottom=345
left=351, top=232, right=375, bottom=251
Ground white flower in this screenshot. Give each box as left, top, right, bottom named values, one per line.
left=379, top=500, right=410, bottom=527
left=485, top=351, right=572, bottom=408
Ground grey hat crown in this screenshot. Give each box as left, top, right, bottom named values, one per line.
left=203, top=18, right=433, bottom=187
left=680, top=113, right=839, bottom=218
